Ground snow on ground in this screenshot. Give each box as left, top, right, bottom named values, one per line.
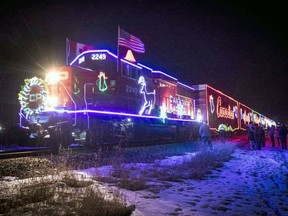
left=1, top=137, right=287, bottom=215
left=79, top=140, right=288, bottom=216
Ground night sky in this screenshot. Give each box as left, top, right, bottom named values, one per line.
left=0, top=0, right=287, bottom=125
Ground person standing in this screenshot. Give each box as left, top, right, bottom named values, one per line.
left=218, top=123, right=226, bottom=144
left=260, top=125, right=265, bottom=147
left=227, top=125, right=233, bottom=141
left=247, top=122, right=255, bottom=150
left=269, top=125, right=275, bottom=147
left=199, top=121, right=212, bottom=149
left=275, top=125, right=280, bottom=146
left=279, top=124, right=287, bottom=150
left=254, top=124, right=262, bottom=150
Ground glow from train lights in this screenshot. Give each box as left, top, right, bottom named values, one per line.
left=177, top=82, right=195, bottom=90
left=177, top=102, right=184, bottom=119
left=18, top=77, right=48, bottom=118
left=70, top=50, right=117, bottom=66
left=216, top=96, right=235, bottom=119
left=159, top=102, right=168, bottom=123
left=196, top=109, right=203, bottom=122
left=209, top=95, right=215, bottom=113
left=96, top=72, right=108, bottom=92
left=152, top=70, right=177, bottom=81
left=138, top=76, right=156, bottom=115
left=120, top=59, right=142, bottom=69
left=197, top=115, right=203, bottom=122
left=137, top=63, right=153, bottom=71
left=46, top=71, right=61, bottom=84
left=43, top=108, right=198, bottom=123
left=46, top=96, right=58, bottom=108
left=46, top=70, right=69, bottom=84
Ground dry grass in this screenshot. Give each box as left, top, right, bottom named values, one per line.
left=0, top=141, right=236, bottom=215
left=139, top=143, right=235, bottom=182
left=0, top=173, right=134, bottom=215
left=0, top=153, right=134, bottom=215
left=93, top=142, right=236, bottom=190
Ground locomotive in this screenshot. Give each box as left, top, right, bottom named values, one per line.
left=18, top=47, right=275, bottom=150
left=18, top=49, right=201, bottom=149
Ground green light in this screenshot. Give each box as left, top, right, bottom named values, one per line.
left=96, top=72, right=108, bottom=92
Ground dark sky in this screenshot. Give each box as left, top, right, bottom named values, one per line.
left=0, top=0, right=287, bottom=123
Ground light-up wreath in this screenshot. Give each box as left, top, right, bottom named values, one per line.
left=18, top=77, right=48, bottom=117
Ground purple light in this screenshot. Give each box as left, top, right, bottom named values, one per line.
left=120, top=59, right=142, bottom=69
left=70, top=50, right=117, bottom=66
left=137, top=63, right=153, bottom=71
left=43, top=108, right=197, bottom=122
left=152, top=70, right=178, bottom=81
left=177, top=82, right=195, bottom=90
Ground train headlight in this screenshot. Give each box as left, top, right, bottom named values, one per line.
left=45, top=71, right=61, bottom=84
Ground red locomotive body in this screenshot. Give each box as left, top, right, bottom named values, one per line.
left=19, top=50, right=199, bottom=149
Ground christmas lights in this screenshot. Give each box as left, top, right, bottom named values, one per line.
left=18, top=77, right=48, bottom=118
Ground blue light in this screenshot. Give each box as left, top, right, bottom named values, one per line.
left=120, top=59, right=142, bottom=69
left=137, top=63, right=153, bottom=71
left=152, top=70, right=178, bottom=81
left=42, top=108, right=197, bottom=122
left=70, top=50, right=117, bottom=66
left=177, top=82, right=195, bottom=90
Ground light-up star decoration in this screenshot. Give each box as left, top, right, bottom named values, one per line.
left=138, top=76, right=155, bottom=115
left=96, top=72, right=108, bottom=92
left=159, top=102, right=168, bottom=123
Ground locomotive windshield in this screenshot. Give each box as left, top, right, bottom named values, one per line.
left=70, top=50, right=117, bottom=74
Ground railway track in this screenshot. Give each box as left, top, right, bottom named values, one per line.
left=0, top=147, right=54, bottom=159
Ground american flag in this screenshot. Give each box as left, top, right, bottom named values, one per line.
left=118, top=29, right=145, bottom=54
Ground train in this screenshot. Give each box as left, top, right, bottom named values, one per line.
left=18, top=44, right=275, bottom=150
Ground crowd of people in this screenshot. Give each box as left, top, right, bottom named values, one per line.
left=198, top=121, right=288, bottom=151
left=247, top=122, right=287, bottom=150
left=268, top=123, right=287, bottom=150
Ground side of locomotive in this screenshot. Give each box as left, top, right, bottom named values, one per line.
left=19, top=49, right=200, bottom=149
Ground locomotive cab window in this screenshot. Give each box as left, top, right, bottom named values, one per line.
left=121, top=62, right=140, bottom=79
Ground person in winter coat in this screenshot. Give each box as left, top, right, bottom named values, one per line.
left=275, top=126, right=280, bottom=146
left=260, top=125, right=265, bottom=147
left=247, top=122, right=255, bottom=150
left=269, top=125, right=275, bottom=147
left=218, top=123, right=227, bottom=144
left=199, top=121, right=212, bottom=149
left=254, top=124, right=262, bottom=150
left=279, top=124, right=287, bottom=150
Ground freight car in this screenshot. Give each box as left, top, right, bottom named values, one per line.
left=192, top=84, right=275, bottom=135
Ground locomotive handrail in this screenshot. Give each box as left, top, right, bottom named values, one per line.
left=59, top=81, right=77, bottom=126
left=18, top=108, right=26, bottom=127
left=84, top=83, right=94, bottom=129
